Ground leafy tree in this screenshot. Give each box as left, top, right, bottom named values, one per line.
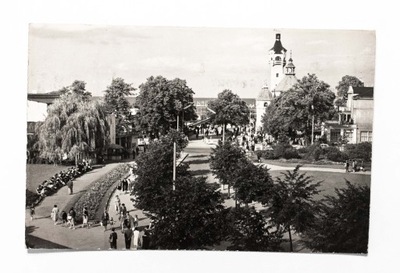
left=262, top=74, right=336, bottom=144
left=307, top=181, right=370, bottom=253
left=50, top=80, right=92, bottom=100
left=225, top=206, right=283, bottom=251
left=104, top=77, right=136, bottom=135
left=135, top=76, right=197, bottom=138
left=209, top=141, right=247, bottom=197
left=133, top=129, right=189, bottom=214
left=149, top=175, right=225, bottom=249
left=231, top=161, right=273, bottom=206
left=344, top=142, right=372, bottom=162
left=207, top=89, right=250, bottom=134
left=335, top=75, right=364, bottom=106
left=36, top=93, right=109, bottom=164
left=266, top=165, right=322, bottom=252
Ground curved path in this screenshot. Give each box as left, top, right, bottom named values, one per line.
left=25, top=162, right=128, bottom=250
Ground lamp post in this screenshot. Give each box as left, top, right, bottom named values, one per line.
left=311, top=104, right=315, bottom=145
left=173, top=103, right=193, bottom=191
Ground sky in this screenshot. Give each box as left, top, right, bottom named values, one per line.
left=28, top=24, right=375, bottom=99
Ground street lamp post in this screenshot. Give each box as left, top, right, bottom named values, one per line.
left=311, top=104, right=315, bottom=145
left=173, top=103, right=193, bottom=191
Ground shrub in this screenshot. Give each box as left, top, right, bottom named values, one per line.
left=283, top=148, right=301, bottom=159
left=261, top=150, right=277, bottom=160
left=303, top=144, right=323, bottom=161
left=325, top=147, right=348, bottom=162
left=344, top=142, right=372, bottom=162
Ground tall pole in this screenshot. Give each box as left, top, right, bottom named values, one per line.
left=173, top=142, right=176, bottom=191
left=311, top=105, right=315, bottom=145
left=222, top=123, right=225, bottom=143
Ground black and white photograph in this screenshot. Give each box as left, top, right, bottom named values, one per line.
left=26, top=24, right=374, bottom=253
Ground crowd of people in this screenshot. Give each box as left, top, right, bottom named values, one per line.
left=344, top=159, right=366, bottom=173
left=35, top=160, right=92, bottom=197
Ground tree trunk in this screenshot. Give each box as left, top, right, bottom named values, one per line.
left=288, top=225, right=293, bottom=252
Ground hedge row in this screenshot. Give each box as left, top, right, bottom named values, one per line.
left=73, top=164, right=130, bottom=223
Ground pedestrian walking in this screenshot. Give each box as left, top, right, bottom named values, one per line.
left=51, top=205, right=59, bottom=225
left=67, top=180, right=73, bottom=195
left=120, top=203, right=127, bottom=224
left=60, top=210, right=67, bottom=226
left=68, top=207, right=76, bottom=229
left=123, top=224, right=133, bottom=249
left=82, top=207, right=89, bottom=229
left=133, top=214, right=139, bottom=229
left=109, top=228, right=118, bottom=249
left=127, top=212, right=134, bottom=228
left=132, top=227, right=141, bottom=250
left=122, top=179, right=128, bottom=192
left=101, top=208, right=110, bottom=232
left=345, top=160, right=349, bottom=173
left=30, top=206, right=35, bottom=221
left=114, top=195, right=121, bottom=214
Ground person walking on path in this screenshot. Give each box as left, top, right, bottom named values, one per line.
left=30, top=206, right=35, bottom=221
left=119, top=203, right=127, bottom=228
left=127, top=212, right=135, bottom=228
left=109, top=228, right=118, bottom=249
left=51, top=205, right=59, bottom=225
left=114, top=195, right=121, bottom=215
left=345, top=160, right=349, bottom=173
left=81, top=207, right=89, bottom=229
left=132, top=227, right=141, bottom=250
left=123, top=224, right=133, bottom=250
left=67, top=180, right=74, bottom=195
left=60, top=210, right=67, bottom=226
left=101, top=208, right=110, bottom=232
left=68, top=207, right=76, bottom=229
left=133, top=214, right=139, bottom=229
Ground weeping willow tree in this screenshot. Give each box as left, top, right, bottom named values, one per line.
left=37, top=93, right=110, bottom=165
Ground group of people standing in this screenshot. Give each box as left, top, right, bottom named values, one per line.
left=344, top=159, right=365, bottom=173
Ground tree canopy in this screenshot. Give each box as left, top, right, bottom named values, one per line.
left=36, top=92, right=109, bottom=164
left=134, top=76, right=197, bottom=137
left=265, top=165, right=322, bottom=251
left=149, top=175, right=225, bottom=249
left=132, top=129, right=189, bottom=214
left=335, top=75, right=364, bottom=106
left=209, top=141, right=247, bottom=196
left=207, top=89, right=250, bottom=127
left=104, top=77, right=136, bottom=136
left=52, top=80, right=92, bottom=100
left=262, top=74, right=336, bottom=142
left=307, top=181, right=370, bottom=253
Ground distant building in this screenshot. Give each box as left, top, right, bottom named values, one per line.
left=321, top=86, right=374, bottom=144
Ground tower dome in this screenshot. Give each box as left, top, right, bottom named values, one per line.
left=257, top=83, right=273, bottom=101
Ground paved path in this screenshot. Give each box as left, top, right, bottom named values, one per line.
left=25, top=162, right=130, bottom=250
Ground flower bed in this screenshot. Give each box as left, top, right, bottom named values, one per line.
left=73, top=164, right=130, bottom=222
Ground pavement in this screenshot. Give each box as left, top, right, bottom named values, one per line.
left=25, top=139, right=370, bottom=252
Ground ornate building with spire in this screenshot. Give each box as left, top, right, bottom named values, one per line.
left=255, top=33, right=299, bottom=132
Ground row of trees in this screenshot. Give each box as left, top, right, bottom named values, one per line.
left=262, top=74, right=365, bottom=144
left=131, top=133, right=370, bottom=252
left=210, top=140, right=370, bottom=253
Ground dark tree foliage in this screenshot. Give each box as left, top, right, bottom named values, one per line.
left=307, top=181, right=370, bottom=253
left=232, top=161, right=273, bottom=205
left=262, top=74, right=336, bottom=143
left=344, top=142, right=372, bottom=162
left=207, top=89, right=250, bottom=128
left=266, top=165, right=322, bottom=252
left=135, top=76, right=197, bottom=137
left=150, top=176, right=225, bottom=250
left=209, top=141, right=248, bottom=196
left=104, top=77, right=136, bottom=135
left=335, top=75, right=364, bottom=106
left=225, top=206, right=283, bottom=251
left=133, top=130, right=188, bottom=214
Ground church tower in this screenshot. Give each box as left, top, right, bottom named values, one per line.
left=255, top=82, right=273, bottom=132
left=269, top=33, right=287, bottom=90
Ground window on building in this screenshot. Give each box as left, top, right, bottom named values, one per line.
left=345, top=130, right=353, bottom=141
left=360, top=131, right=373, bottom=142
left=275, top=56, right=281, bottom=61
left=276, top=73, right=279, bottom=78
left=330, top=130, right=341, bottom=143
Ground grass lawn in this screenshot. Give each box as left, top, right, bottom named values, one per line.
left=262, top=159, right=344, bottom=169
left=26, top=164, right=69, bottom=192
left=269, top=170, right=371, bottom=200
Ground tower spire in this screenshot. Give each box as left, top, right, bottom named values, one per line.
left=285, top=50, right=295, bottom=76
